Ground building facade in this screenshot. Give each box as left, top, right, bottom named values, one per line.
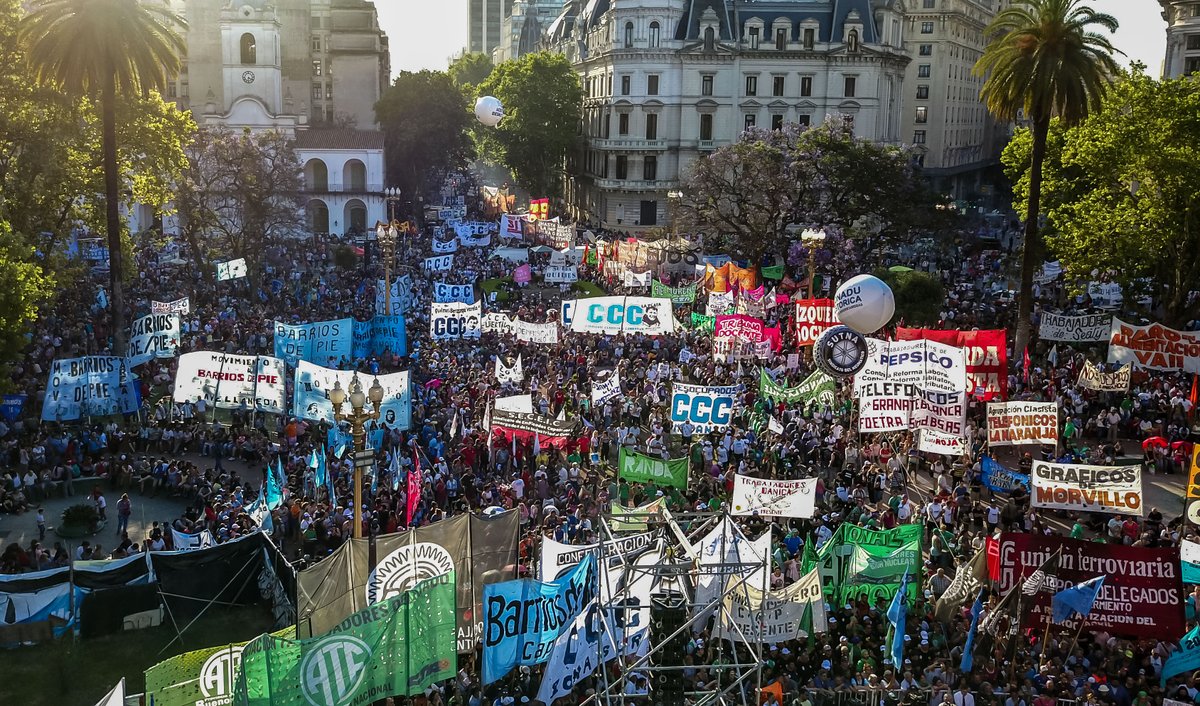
left=547, top=0, right=910, bottom=230
left=470, top=0, right=515, bottom=54
left=164, top=0, right=390, bottom=234
left=1161, top=0, right=1200, bottom=78
left=493, top=0, right=563, bottom=63
left=899, top=0, right=1006, bottom=202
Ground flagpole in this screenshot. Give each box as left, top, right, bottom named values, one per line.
left=1063, top=619, right=1087, bottom=660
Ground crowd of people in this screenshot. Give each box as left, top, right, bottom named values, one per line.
left=0, top=170, right=1195, bottom=706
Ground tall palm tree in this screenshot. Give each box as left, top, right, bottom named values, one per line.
left=974, top=0, right=1120, bottom=362
left=20, top=0, right=185, bottom=353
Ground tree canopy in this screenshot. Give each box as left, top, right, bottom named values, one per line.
left=376, top=70, right=473, bottom=202
left=475, top=52, right=582, bottom=198
left=448, top=52, right=494, bottom=89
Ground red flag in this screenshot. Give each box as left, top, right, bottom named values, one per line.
left=1191, top=374, right=1198, bottom=407
left=406, top=445, right=422, bottom=526
left=1022, top=346, right=1031, bottom=385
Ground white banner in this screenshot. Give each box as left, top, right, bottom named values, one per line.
left=543, top=265, right=578, bottom=283
left=670, top=383, right=738, bottom=434
left=591, top=369, right=622, bottom=405
left=376, top=275, right=413, bottom=315
left=909, top=388, right=967, bottom=437
left=730, top=475, right=817, bottom=518
left=1031, top=461, right=1142, bottom=516
left=423, top=254, right=454, bottom=273
left=128, top=313, right=180, bottom=366
left=215, top=258, right=247, bottom=281
left=623, top=270, right=651, bottom=288
left=170, top=529, right=215, bottom=551
left=482, top=312, right=514, bottom=334
left=1038, top=312, right=1111, bottom=343
left=151, top=297, right=190, bottom=315
left=987, top=401, right=1058, bottom=446
left=707, top=291, right=734, bottom=316
left=513, top=319, right=559, bottom=344
left=495, top=355, right=523, bottom=384
left=429, top=301, right=482, bottom=340
left=1076, top=361, right=1131, bottom=392
left=1088, top=281, right=1123, bottom=309
left=1108, top=317, right=1200, bottom=373
left=916, top=429, right=965, bottom=456
left=431, top=237, right=458, bottom=253
left=568, top=296, right=676, bottom=336
left=172, top=352, right=288, bottom=413
left=854, top=338, right=967, bottom=394
left=714, top=569, right=826, bottom=645
left=500, top=214, right=527, bottom=240
left=494, top=394, right=534, bottom=414
left=293, top=361, right=411, bottom=429
left=433, top=282, right=475, bottom=304
left=539, top=532, right=655, bottom=581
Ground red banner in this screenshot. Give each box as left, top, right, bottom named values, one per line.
left=896, top=328, right=1008, bottom=400
left=997, top=533, right=1183, bottom=640
left=794, top=298, right=837, bottom=347
left=715, top=314, right=764, bottom=343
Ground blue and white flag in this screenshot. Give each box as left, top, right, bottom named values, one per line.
left=886, top=570, right=910, bottom=668
left=264, top=459, right=284, bottom=509
left=1162, top=625, right=1200, bottom=687
left=981, top=456, right=1031, bottom=493
left=1182, top=539, right=1200, bottom=584
left=390, top=449, right=402, bottom=492
left=1051, top=575, right=1106, bottom=624
left=960, top=590, right=984, bottom=672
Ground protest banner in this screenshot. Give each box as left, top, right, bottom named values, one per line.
left=512, top=319, right=559, bottom=344
left=759, top=369, right=836, bottom=406
left=591, top=369, right=621, bottom=405
left=814, top=524, right=923, bottom=604
left=622, top=270, right=651, bottom=288
left=853, top=338, right=967, bottom=394
left=896, top=328, right=1008, bottom=399
left=730, top=475, right=817, bottom=518
left=173, top=352, right=287, bottom=413
left=128, top=313, right=181, bottom=366
left=513, top=263, right=532, bottom=284
left=794, top=298, right=837, bottom=347
left=151, top=297, right=190, bottom=315
left=433, top=282, right=475, bottom=304
left=294, top=362, right=412, bottom=430
left=491, top=409, right=577, bottom=447
left=496, top=355, right=523, bottom=384
left=543, top=265, right=578, bottom=283
left=432, top=236, right=458, bottom=253
left=618, top=447, right=688, bottom=489
left=215, top=258, right=246, bottom=281
left=651, top=280, right=697, bottom=304
left=41, top=356, right=140, bottom=421
left=1030, top=461, right=1142, bottom=516
left=1075, top=361, right=1131, bottom=392
left=986, top=401, right=1058, bottom=446
left=714, top=314, right=764, bottom=344
left=430, top=301, right=482, bottom=340
left=1108, top=318, right=1200, bottom=373
left=670, top=383, right=738, bottom=434
left=1038, top=312, right=1111, bottom=343
left=997, top=533, right=1182, bottom=639
left=483, top=312, right=514, bottom=335
left=980, top=456, right=1031, bottom=493
left=273, top=318, right=353, bottom=367
left=568, top=296, right=676, bottom=335
left=424, top=254, right=454, bottom=273
left=500, top=213, right=527, bottom=239
left=713, top=571, right=826, bottom=645
left=376, top=275, right=413, bottom=315
left=916, top=429, right=965, bottom=456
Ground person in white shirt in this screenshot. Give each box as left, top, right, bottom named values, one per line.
left=952, top=684, right=975, bottom=706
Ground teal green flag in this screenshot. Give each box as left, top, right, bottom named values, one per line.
left=145, top=627, right=295, bottom=706
left=618, top=447, right=689, bottom=489
left=690, top=312, right=715, bottom=332
left=841, top=539, right=923, bottom=605
left=235, top=576, right=456, bottom=706
left=651, top=280, right=697, bottom=304
left=759, top=369, right=837, bottom=406
left=814, top=524, right=923, bottom=604
left=761, top=265, right=785, bottom=280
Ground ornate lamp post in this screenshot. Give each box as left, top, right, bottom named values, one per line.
left=328, top=373, right=384, bottom=538
left=376, top=221, right=397, bottom=312
left=800, top=228, right=827, bottom=298
left=384, top=186, right=402, bottom=222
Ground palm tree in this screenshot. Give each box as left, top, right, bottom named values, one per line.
left=974, top=0, right=1120, bottom=362
left=20, top=0, right=185, bottom=353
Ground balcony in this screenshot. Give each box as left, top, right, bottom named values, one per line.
left=303, top=182, right=385, bottom=194
left=592, top=178, right=679, bottom=192
left=589, top=138, right=669, bottom=151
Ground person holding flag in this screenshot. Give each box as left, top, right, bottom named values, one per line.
left=886, top=570, right=910, bottom=670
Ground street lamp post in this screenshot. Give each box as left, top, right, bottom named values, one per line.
left=328, top=373, right=384, bottom=538
left=376, top=222, right=397, bottom=312
left=384, top=187, right=402, bottom=222
left=667, top=190, right=683, bottom=246
left=800, top=228, right=826, bottom=298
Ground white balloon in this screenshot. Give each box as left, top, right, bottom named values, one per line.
left=474, top=96, right=505, bottom=127
left=834, top=274, right=895, bottom=334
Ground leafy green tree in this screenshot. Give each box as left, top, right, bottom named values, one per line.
left=975, top=0, right=1121, bottom=358
left=20, top=0, right=186, bottom=353
left=874, top=268, right=946, bottom=326
left=448, top=52, right=494, bottom=89
left=375, top=70, right=473, bottom=202
left=1006, top=70, right=1200, bottom=326
left=0, top=220, right=53, bottom=383
left=475, top=52, right=582, bottom=198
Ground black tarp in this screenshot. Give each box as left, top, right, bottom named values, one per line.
left=150, top=532, right=268, bottom=621
left=78, top=583, right=161, bottom=638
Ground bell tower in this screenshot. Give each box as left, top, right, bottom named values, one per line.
left=218, top=2, right=283, bottom=116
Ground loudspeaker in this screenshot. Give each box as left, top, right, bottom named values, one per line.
left=649, top=592, right=687, bottom=706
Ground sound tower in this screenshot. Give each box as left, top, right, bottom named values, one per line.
left=650, top=592, right=687, bottom=706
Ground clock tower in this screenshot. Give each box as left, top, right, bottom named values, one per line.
left=218, top=2, right=284, bottom=122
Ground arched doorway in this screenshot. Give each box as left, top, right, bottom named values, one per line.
left=305, top=159, right=328, bottom=191
left=344, top=199, right=367, bottom=234
left=307, top=199, right=329, bottom=233
left=343, top=159, right=366, bottom=191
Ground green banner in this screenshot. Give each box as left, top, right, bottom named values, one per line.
left=235, top=577, right=456, bottom=706
left=610, top=498, right=665, bottom=532
left=841, top=538, right=922, bottom=605
left=618, top=447, right=689, bottom=489
left=651, top=280, right=697, bottom=304
left=759, top=369, right=837, bottom=406
left=145, top=627, right=295, bottom=706
left=761, top=265, right=785, bottom=280
left=813, top=524, right=923, bottom=604
left=690, top=312, right=715, bottom=332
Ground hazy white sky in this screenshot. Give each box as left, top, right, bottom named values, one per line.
left=378, top=0, right=1168, bottom=77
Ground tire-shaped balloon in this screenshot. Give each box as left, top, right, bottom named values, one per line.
left=813, top=325, right=870, bottom=378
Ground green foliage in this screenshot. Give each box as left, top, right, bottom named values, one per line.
left=332, top=244, right=359, bottom=270
left=475, top=52, right=583, bottom=198
left=375, top=70, right=473, bottom=201
left=448, top=52, right=494, bottom=89
left=0, top=220, right=53, bottom=383
left=1020, top=70, right=1200, bottom=325
left=874, top=268, right=945, bottom=327
left=60, top=502, right=100, bottom=527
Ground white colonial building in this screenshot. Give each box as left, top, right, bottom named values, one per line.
left=1161, top=0, right=1200, bottom=78
left=547, top=0, right=910, bottom=229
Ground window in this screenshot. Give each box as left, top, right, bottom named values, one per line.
left=647, top=75, right=659, bottom=95
left=797, top=114, right=811, bottom=126
left=326, top=86, right=332, bottom=100
left=167, top=82, right=177, bottom=98
left=772, top=76, right=785, bottom=96
left=745, top=75, right=757, bottom=95
left=240, top=33, right=257, bottom=64
left=621, top=75, right=631, bottom=95
left=624, top=22, right=634, bottom=47
left=917, top=64, right=931, bottom=78
left=913, top=130, right=926, bottom=144
left=847, top=29, right=859, bottom=52
left=921, top=22, right=934, bottom=34
left=919, top=43, right=933, bottom=56
left=643, top=156, right=657, bottom=181
left=618, top=113, right=629, bottom=135
left=803, top=27, right=814, bottom=49
left=312, top=35, right=322, bottom=52
left=704, top=26, right=715, bottom=52
left=915, top=106, right=928, bottom=123
left=701, top=74, right=713, bottom=96
left=776, top=28, right=787, bottom=50
left=923, top=0, right=936, bottom=7
left=744, top=113, right=756, bottom=130
left=645, top=113, right=658, bottom=139
left=844, top=76, right=856, bottom=97
left=771, top=114, right=784, bottom=130
left=603, top=113, right=611, bottom=138
left=312, top=83, right=322, bottom=100
left=800, top=76, right=813, bottom=96
left=616, top=155, right=628, bottom=179
left=1187, top=56, right=1200, bottom=74
left=916, top=85, right=929, bottom=99
left=1189, top=35, right=1200, bottom=50
left=649, top=22, right=660, bottom=47
left=699, top=113, right=713, bottom=140
left=313, top=60, right=323, bottom=76
left=748, top=27, right=760, bottom=50
left=180, top=83, right=189, bottom=98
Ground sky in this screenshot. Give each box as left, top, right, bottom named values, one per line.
left=378, top=0, right=1168, bottom=77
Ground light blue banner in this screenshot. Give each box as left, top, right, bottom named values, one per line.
left=272, top=318, right=353, bottom=367
left=482, top=553, right=597, bottom=684
left=1162, top=625, right=1200, bottom=686
left=981, top=456, right=1031, bottom=493
left=294, top=361, right=412, bottom=430
left=41, top=356, right=141, bottom=421
left=351, top=316, right=408, bottom=360
left=434, top=282, right=476, bottom=304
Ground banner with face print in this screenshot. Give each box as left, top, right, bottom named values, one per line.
left=568, top=296, right=676, bottom=335
left=495, top=355, right=523, bottom=384
left=293, top=361, right=411, bottom=430
left=430, top=302, right=482, bottom=340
